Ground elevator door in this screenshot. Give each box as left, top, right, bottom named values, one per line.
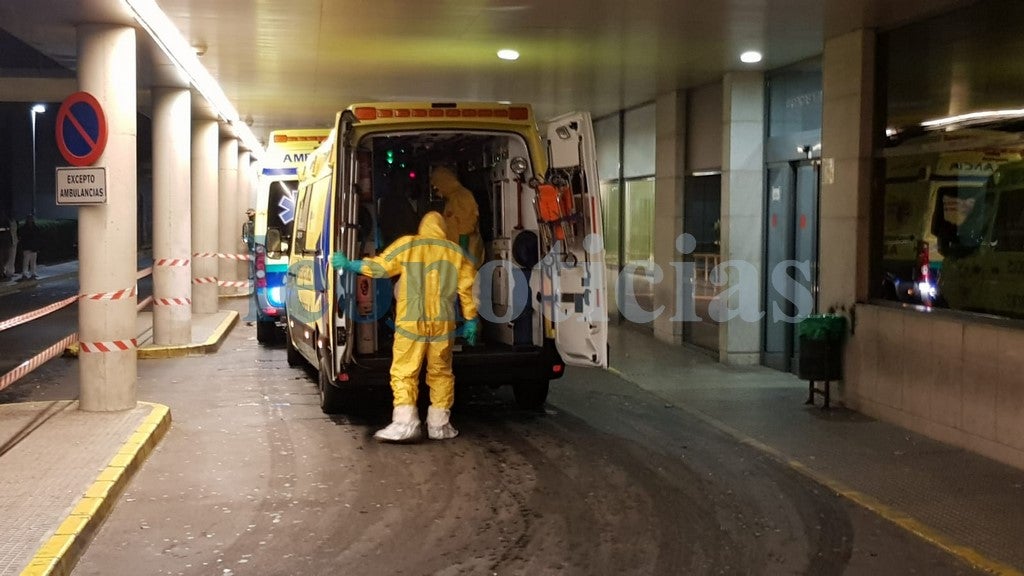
left=764, top=161, right=819, bottom=372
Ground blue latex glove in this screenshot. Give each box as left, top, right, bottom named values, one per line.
left=463, top=317, right=479, bottom=346
left=330, top=252, right=364, bottom=273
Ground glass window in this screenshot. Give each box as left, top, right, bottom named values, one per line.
left=601, top=180, right=621, bottom=319
left=623, top=105, right=655, bottom=178
left=595, top=115, right=621, bottom=182
left=268, top=179, right=298, bottom=241
left=600, top=181, right=621, bottom=267
left=877, top=147, right=1024, bottom=316
left=624, top=178, right=655, bottom=264
left=303, top=178, right=330, bottom=253
left=622, top=178, right=655, bottom=323
left=991, top=188, right=1024, bottom=252
left=877, top=0, right=1024, bottom=320
left=767, top=64, right=822, bottom=138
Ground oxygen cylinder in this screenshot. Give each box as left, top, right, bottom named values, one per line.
left=356, top=276, right=376, bottom=353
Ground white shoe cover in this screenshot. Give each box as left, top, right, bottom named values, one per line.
left=426, top=406, right=459, bottom=440
left=374, top=405, right=421, bottom=443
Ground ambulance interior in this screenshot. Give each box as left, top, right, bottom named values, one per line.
left=346, top=129, right=590, bottom=357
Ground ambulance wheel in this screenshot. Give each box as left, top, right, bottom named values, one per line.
left=513, top=380, right=549, bottom=410
left=286, top=336, right=303, bottom=368
left=256, top=320, right=277, bottom=344
left=318, top=350, right=344, bottom=414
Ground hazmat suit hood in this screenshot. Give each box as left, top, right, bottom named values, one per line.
left=417, top=211, right=448, bottom=240
left=430, top=166, right=461, bottom=198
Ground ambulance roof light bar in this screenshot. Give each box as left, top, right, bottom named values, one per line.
left=352, top=104, right=531, bottom=122
left=123, top=0, right=265, bottom=159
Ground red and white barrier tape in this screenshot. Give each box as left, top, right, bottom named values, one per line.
left=192, top=277, right=217, bottom=285
left=79, top=338, right=138, bottom=354
left=154, top=297, right=192, bottom=306
left=0, top=295, right=78, bottom=333
left=217, top=280, right=252, bottom=288
left=137, top=267, right=153, bottom=279
left=0, top=333, right=78, bottom=393
left=154, top=258, right=191, bottom=267
left=79, top=286, right=137, bottom=301
left=193, top=252, right=252, bottom=261
left=0, top=265, right=156, bottom=392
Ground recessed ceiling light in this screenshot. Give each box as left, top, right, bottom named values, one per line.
left=497, top=49, right=520, bottom=61
left=740, top=51, right=762, bottom=64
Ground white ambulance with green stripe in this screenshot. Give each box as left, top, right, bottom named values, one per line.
left=252, top=129, right=330, bottom=343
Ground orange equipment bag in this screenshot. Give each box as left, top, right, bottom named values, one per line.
left=537, top=183, right=574, bottom=240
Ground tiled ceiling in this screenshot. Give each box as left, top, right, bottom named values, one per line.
left=0, top=0, right=978, bottom=148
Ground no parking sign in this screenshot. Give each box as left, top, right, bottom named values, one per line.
left=55, top=91, right=108, bottom=167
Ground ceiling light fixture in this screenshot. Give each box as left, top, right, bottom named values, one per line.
left=740, top=51, right=762, bottom=64
left=122, top=0, right=264, bottom=158
left=497, top=49, right=520, bottom=61
left=921, top=108, right=1024, bottom=129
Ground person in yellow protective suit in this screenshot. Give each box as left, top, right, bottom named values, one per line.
left=331, top=211, right=479, bottom=442
left=430, top=166, right=485, bottom=268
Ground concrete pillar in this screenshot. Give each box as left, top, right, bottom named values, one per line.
left=218, top=137, right=239, bottom=296
left=820, top=29, right=876, bottom=308
left=719, top=71, right=765, bottom=366
left=151, top=87, right=192, bottom=344
left=77, top=25, right=137, bottom=411
left=237, top=149, right=252, bottom=293
left=653, top=90, right=686, bottom=344
left=192, top=119, right=219, bottom=314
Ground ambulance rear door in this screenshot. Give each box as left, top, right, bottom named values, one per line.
left=543, top=111, right=608, bottom=368
left=331, top=112, right=361, bottom=371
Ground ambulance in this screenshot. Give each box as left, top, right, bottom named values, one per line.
left=285, top=102, right=608, bottom=413
left=881, top=145, right=1018, bottom=305
left=251, top=128, right=330, bottom=343
left=940, top=159, right=1024, bottom=318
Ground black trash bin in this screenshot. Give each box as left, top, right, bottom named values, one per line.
left=797, top=314, right=847, bottom=408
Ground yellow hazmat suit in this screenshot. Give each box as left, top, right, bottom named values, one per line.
left=348, top=211, right=478, bottom=441
left=430, top=166, right=485, bottom=267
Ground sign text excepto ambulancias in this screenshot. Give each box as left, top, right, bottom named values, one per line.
left=56, top=167, right=107, bottom=205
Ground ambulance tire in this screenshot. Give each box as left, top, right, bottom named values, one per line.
left=256, top=320, right=277, bottom=344
left=513, top=379, right=549, bottom=410
left=318, top=349, right=344, bottom=414
left=286, top=336, right=303, bottom=368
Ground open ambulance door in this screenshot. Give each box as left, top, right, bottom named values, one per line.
left=329, top=114, right=359, bottom=374
left=543, top=112, right=609, bottom=368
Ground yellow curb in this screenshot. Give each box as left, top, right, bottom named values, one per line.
left=605, top=366, right=1024, bottom=576
left=95, top=467, right=120, bottom=483
left=18, top=402, right=171, bottom=576
left=219, top=293, right=251, bottom=300
left=136, top=311, right=238, bottom=359
left=54, top=516, right=89, bottom=537
left=67, top=312, right=238, bottom=359
left=203, top=310, right=239, bottom=349
left=19, top=557, right=60, bottom=576
left=66, top=311, right=239, bottom=356
left=69, top=497, right=103, bottom=518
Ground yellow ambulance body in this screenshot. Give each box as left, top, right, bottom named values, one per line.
left=285, top=102, right=608, bottom=413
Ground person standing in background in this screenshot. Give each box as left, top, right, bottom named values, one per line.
left=17, top=215, right=39, bottom=282
left=2, top=212, right=16, bottom=279
left=241, top=208, right=257, bottom=324
left=430, top=166, right=484, bottom=268
left=0, top=212, right=11, bottom=281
